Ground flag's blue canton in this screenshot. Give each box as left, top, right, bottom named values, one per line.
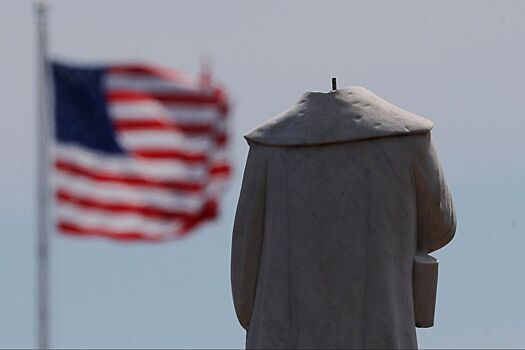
left=53, top=63, right=124, bottom=154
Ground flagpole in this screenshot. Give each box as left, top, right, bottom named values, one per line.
left=35, top=1, right=50, bottom=348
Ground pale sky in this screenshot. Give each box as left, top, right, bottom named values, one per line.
left=1, top=0, right=524, bottom=348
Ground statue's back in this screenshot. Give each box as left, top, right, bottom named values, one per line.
left=232, top=87, right=456, bottom=349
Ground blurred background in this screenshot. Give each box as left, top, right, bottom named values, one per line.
left=1, top=0, right=524, bottom=348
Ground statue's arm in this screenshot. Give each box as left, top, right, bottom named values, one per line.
left=231, top=144, right=267, bottom=330
left=412, top=133, right=456, bottom=327
left=413, top=133, right=456, bottom=253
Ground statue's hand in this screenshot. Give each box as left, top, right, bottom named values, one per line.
left=413, top=252, right=439, bottom=328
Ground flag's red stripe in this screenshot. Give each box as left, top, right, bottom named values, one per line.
left=131, top=149, right=207, bottom=162
left=210, top=164, right=231, bottom=176
left=216, top=134, right=227, bottom=145
left=57, top=189, right=201, bottom=220
left=55, top=160, right=205, bottom=193
left=109, top=65, right=191, bottom=82
left=58, top=221, right=165, bottom=242
left=114, top=120, right=213, bottom=134
left=107, top=90, right=225, bottom=105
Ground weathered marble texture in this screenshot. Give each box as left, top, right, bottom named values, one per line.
left=231, top=87, right=456, bottom=349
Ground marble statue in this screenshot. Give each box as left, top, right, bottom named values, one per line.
left=231, top=86, right=456, bottom=349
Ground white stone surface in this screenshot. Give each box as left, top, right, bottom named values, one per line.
left=232, top=87, right=456, bottom=349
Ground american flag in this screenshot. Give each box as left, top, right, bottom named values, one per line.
left=52, top=62, right=231, bottom=242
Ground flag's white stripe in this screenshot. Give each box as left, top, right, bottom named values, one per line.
left=117, top=130, right=212, bottom=152
left=206, top=180, right=230, bottom=198
left=54, top=143, right=208, bottom=181
left=55, top=172, right=206, bottom=212
left=214, top=122, right=227, bottom=134
left=109, top=70, right=198, bottom=86
left=210, top=149, right=229, bottom=163
left=109, top=102, right=221, bottom=123
left=106, top=74, right=203, bottom=93
left=57, top=203, right=183, bottom=236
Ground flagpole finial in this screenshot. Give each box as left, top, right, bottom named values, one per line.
left=35, top=0, right=49, bottom=12
left=331, top=77, right=337, bottom=91
left=200, top=54, right=212, bottom=87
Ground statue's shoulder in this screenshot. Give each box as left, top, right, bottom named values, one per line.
left=245, top=86, right=433, bottom=146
